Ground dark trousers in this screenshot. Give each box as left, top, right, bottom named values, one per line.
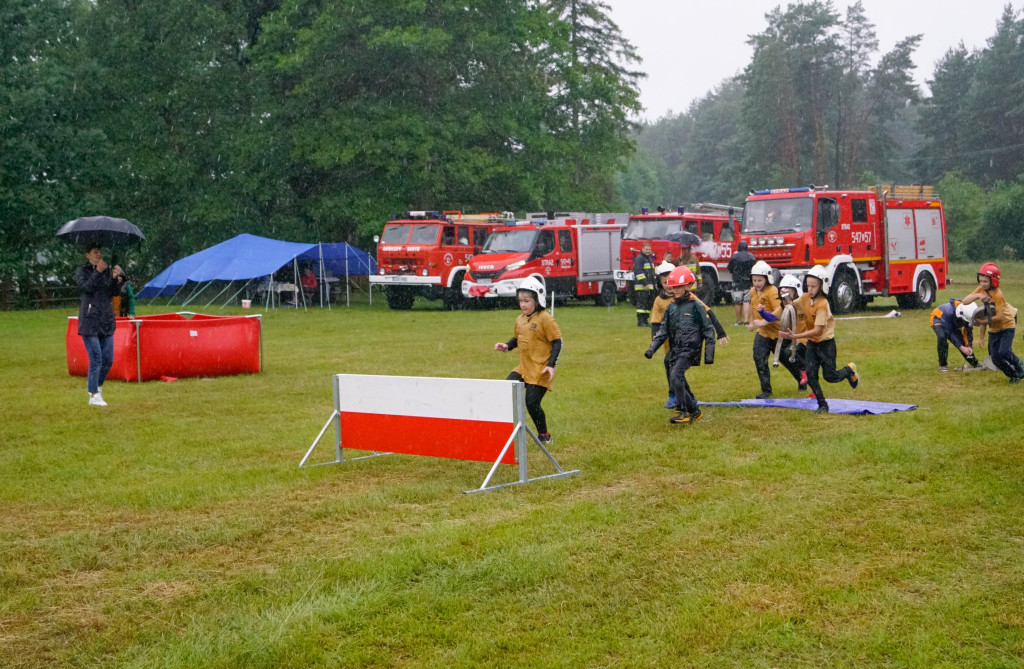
left=82, top=334, right=114, bottom=394
left=988, top=328, right=1023, bottom=379
left=634, top=287, right=654, bottom=314
left=663, top=352, right=673, bottom=397
left=668, top=355, right=698, bottom=414
left=932, top=324, right=977, bottom=367
left=753, top=333, right=803, bottom=393
left=803, top=338, right=853, bottom=407
left=507, top=371, right=549, bottom=434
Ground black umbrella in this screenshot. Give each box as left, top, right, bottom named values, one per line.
left=56, top=216, right=146, bottom=247
left=665, top=230, right=702, bottom=247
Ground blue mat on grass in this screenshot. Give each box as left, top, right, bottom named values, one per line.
left=699, top=398, right=916, bottom=415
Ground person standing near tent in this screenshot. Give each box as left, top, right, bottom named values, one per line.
left=76, top=244, right=125, bottom=406
left=494, top=277, right=562, bottom=444
left=300, top=267, right=318, bottom=305
left=960, top=262, right=1023, bottom=383
left=779, top=266, right=858, bottom=414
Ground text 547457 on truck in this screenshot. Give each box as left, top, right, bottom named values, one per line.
left=741, top=185, right=948, bottom=314
left=371, top=211, right=514, bottom=310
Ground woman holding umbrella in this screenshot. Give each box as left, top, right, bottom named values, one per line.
left=76, top=244, right=125, bottom=406
left=58, top=215, right=144, bottom=406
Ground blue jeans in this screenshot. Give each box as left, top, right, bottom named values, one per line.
left=82, top=334, right=114, bottom=393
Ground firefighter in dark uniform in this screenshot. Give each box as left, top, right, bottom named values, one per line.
left=633, top=242, right=656, bottom=327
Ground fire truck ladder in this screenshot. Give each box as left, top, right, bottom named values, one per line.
left=689, top=202, right=744, bottom=220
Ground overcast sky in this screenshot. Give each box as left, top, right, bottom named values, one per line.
left=601, top=0, right=1018, bottom=121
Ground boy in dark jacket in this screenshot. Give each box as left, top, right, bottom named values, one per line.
left=645, top=266, right=716, bottom=424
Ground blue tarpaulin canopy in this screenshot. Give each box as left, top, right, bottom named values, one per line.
left=138, top=233, right=376, bottom=300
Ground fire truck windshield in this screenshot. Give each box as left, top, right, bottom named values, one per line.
left=481, top=229, right=538, bottom=254
left=622, top=219, right=684, bottom=240
left=742, top=198, right=813, bottom=234
left=380, top=224, right=439, bottom=244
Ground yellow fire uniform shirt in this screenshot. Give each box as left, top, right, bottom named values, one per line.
left=982, top=287, right=1018, bottom=333
left=796, top=293, right=835, bottom=343
left=512, top=310, right=562, bottom=390
left=650, top=293, right=673, bottom=353
left=749, top=284, right=783, bottom=338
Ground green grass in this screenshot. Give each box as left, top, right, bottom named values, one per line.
left=2, top=263, right=1023, bottom=667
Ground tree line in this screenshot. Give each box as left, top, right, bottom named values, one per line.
left=621, top=1, right=1024, bottom=262
left=0, top=0, right=641, bottom=308
left=6, top=1, right=1024, bottom=309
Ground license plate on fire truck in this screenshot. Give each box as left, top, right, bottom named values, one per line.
left=478, top=279, right=491, bottom=284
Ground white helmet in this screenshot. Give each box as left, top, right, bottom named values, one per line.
left=779, top=274, right=802, bottom=296
left=517, top=276, right=547, bottom=308
left=805, top=265, right=830, bottom=294
left=656, top=261, right=675, bottom=276
left=751, top=260, right=774, bottom=284
left=956, top=301, right=979, bottom=323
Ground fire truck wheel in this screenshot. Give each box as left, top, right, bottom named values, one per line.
left=442, top=274, right=465, bottom=311
left=829, top=269, right=860, bottom=315
left=385, top=286, right=415, bottom=310
left=913, top=274, right=936, bottom=309
left=696, top=273, right=719, bottom=305
left=595, top=281, right=616, bottom=307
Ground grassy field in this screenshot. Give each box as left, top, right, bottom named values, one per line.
left=2, top=263, right=1023, bottom=667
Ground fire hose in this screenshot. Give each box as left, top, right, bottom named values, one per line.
left=772, top=304, right=798, bottom=368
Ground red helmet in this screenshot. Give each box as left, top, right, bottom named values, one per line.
left=978, top=262, right=1000, bottom=288
left=666, top=266, right=696, bottom=288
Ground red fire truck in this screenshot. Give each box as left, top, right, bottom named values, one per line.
left=740, top=185, right=948, bottom=313
left=371, top=210, right=514, bottom=310
left=614, top=204, right=742, bottom=304
left=461, top=212, right=629, bottom=306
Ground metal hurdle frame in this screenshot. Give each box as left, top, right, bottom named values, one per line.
left=299, top=375, right=580, bottom=493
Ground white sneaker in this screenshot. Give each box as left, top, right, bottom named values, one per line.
left=88, top=393, right=108, bottom=407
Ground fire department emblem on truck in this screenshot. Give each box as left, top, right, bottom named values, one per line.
left=444, top=253, right=453, bottom=266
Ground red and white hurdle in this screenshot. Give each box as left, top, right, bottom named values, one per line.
left=300, top=374, right=580, bottom=493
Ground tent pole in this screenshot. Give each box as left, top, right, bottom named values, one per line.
left=320, top=243, right=328, bottom=310
left=180, top=280, right=205, bottom=307
left=224, top=278, right=253, bottom=307
left=294, top=257, right=305, bottom=310
left=203, top=280, right=235, bottom=308
left=345, top=253, right=350, bottom=307
left=182, top=281, right=213, bottom=307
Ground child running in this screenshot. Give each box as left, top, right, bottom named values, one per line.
left=778, top=266, right=858, bottom=414
left=650, top=262, right=728, bottom=409
left=494, top=277, right=562, bottom=443
left=960, top=262, right=1023, bottom=383
left=644, top=266, right=716, bottom=424
left=749, top=261, right=803, bottom=398
left=773, top=274, right=808, bottom=389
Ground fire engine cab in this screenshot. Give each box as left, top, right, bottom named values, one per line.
left=614, top=204, right=742, bottom=304
left=741, top=185, right=948, bottom=313
left=371, top=210, right=514, bottom=310
left=461, top=212, right=628, bottom=306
